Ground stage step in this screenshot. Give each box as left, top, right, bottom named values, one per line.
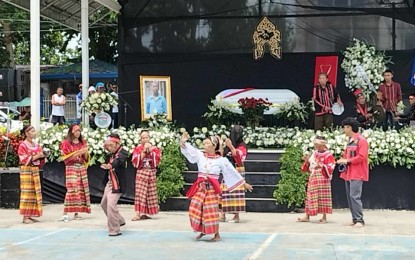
left=166, top=149, right=286, bottom=212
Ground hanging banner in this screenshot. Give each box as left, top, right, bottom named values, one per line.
left=314, top=56, right=339, bottom=86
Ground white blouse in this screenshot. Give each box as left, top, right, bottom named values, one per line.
left=181, top=142, right=245, bottom=191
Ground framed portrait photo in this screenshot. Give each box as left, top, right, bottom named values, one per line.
left=139, top=75, right=172, bottom=121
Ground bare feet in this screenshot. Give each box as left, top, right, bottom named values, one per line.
left=22, top=218, right=34, bottom=224
left=73, top=213, right=83, bottom=220
left=140, top=215, right=151, bottom=220
left=297, top=217, right=310, bottom=222
left=195, top=233, right=205, bottom=241
left=318, top=218, right=327, bottom=224
left=131, top=215, right=141, bottom=221
left=210, top=233, right=221, bottom=242
left=219, top=213, right=226, bottom=222
left=228, top=216, right=240, bottom=223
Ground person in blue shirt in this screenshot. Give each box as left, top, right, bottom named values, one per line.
left=146, top=81, right=167, bottom=114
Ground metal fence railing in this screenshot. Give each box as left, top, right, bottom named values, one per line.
left=42, top=95, right=77, bottom=122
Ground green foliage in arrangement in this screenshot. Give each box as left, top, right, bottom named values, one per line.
left=273, top=146, right=308, bottom=208
left=157, top=143, right=187, bottom=203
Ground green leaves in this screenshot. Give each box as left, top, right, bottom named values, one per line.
left=157, top=143, right=186, bottom=203
left=273, top=146, right=308, bottom=208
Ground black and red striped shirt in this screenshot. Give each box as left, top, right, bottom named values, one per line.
left=312, top=84, right=340, bottom=115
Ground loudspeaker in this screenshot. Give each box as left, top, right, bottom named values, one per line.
left=0, top=171, right=20, bottom=209
left=15, top=69, right=29, bottom=101
left=0, top=69, right=15, bottom=102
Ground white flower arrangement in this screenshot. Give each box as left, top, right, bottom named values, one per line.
left=38, top=125, right=181, bottom=166
left=397, top=101, right=405, bottom=114
left=190, top=125, right=415, bottom=168
left=80, top=92, right=118, bottom=115
left=341, top=38, right=391, bottom=98
left=274, top=100, right=313, bottom=123
left=29, top=123, right=415, bottom=169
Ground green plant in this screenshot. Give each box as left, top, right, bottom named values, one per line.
left=157, top=143, right=186, bottom=203
left=273, top=145, right=308, bottom=208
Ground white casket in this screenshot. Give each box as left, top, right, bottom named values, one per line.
left=215, top=89, right=299, bottom=114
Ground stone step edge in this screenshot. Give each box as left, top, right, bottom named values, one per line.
left=235, top=149, right=285, bottom=153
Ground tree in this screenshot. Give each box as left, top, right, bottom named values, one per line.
left=0, top=2, right=80, bottom=67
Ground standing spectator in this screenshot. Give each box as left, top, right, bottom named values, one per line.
left=96, top=82, right=106, bottom=94
left=51, top=87, right=66, bottom=125
left=110, top=84, right=119, bottom=128
left=337, top=118, right=369, bottom=228
left=312, top=73, right=342, bottom=131
left=395, top=93, right=415, bottom=127
left=76, top=84, right=83, bottom=124
left=378, top=69, right=402, bottom=130
left=19, top=106, right=31, bottom=121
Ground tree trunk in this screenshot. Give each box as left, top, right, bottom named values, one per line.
left=3, top=21, right=15, bottom=68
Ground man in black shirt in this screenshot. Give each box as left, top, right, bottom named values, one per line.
left=100, top=133, right=128, bottom=236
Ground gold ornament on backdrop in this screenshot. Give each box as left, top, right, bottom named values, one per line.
left=253, top=17, right=282, bottom=60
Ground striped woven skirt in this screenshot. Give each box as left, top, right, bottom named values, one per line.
left=135, top=168, right=159, bottom=215
left=189, top=181, right=220, bottom=235
left=305, top=170, right=332, bottom=216
left=64, top=164, right=91, bottom=213
left=19, top=166, right=42, bottom=217
left=220, top=166, right=246, bottom=213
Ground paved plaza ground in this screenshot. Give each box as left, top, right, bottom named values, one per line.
left=1, top=204, right=415, bottom=259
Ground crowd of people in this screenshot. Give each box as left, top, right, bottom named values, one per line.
left=313, top=70, right=415, bottom=131
left=10, top=69, right=414, bottom=240
left=15, top=117, right=372, bottom=239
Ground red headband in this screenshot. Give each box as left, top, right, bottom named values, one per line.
left=72, top=125, right=81, bottom=133
left=24, top=126, right=34, bottom=133
left=106, top=137, right=120, bottom=143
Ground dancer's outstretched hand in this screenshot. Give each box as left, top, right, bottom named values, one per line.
left=180, top=132, right=189, bottom=148
left=244, top=183, right=253, bottom=192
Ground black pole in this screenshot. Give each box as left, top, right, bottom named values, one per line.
left=392, top=3, right=396, bottom=50
left=258, top=0, right=262, bottom=17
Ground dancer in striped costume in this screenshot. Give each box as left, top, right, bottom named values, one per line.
left=60, top=124, right=91, bottom=222
left=18, top=125, right=46, bottom=224
left=298, top=136, right=335, bottom=224
left=180, top=132, right=252, bottom=241
left=100, top=133, right=128, bottom=236
left=131, top=130, right=161, bottom=221
left=220, top=125, right=247, bottom=223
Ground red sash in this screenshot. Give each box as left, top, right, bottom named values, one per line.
left=186, top=176, right=221, bottom=198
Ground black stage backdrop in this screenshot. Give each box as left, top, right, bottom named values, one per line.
left=117, top=51, right=415, bottom=128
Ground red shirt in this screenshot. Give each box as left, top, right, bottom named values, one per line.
left=378, top=81, right=402, bottom=112
left=340, top=133, right=369, bottom=182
